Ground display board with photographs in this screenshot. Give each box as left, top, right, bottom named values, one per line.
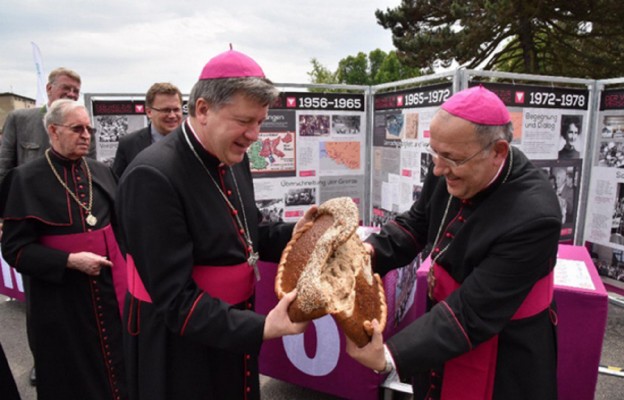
left=481, top=82, right=589, bottom=242
left=87, top=91, right=368, bottom=226
left=583, top=88, right=624, bottom=288
left=371, top=83, right=452, bottom=223
left=370, top=81, right=589, bottom=242
left=253, top=92, right=367, bottom=224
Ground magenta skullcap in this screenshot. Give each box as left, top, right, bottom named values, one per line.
left=441, top=85, right=510, bottom=125
left=199, top=49, right=265, bottom=80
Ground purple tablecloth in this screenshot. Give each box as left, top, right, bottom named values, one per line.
left=4, top=240, right=606, bottom=399
left=555, top=244, right=608, bottom=400
left=0, top=247, right=24, bottom=301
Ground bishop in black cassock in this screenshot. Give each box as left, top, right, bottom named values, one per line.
left=1, top=100, right=127, bottom=400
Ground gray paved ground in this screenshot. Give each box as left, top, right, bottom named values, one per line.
left=2, top=293, right=622, bottom=399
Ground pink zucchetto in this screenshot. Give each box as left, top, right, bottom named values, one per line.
left=441, top=85, right=511, bottom=126
left=199, top=48, right=266, bottom=80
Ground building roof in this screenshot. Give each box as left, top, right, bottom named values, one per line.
left=0, top=92, right=36, bottom=103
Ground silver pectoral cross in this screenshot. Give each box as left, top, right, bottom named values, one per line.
left=248, top=251, right=260, bottom=281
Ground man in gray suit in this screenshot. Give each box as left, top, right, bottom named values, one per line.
left=112, top=82, right=183, bottom=177
left=0, top=67, right=88, bottom=386
left=0, top=67, right=95, bottom=187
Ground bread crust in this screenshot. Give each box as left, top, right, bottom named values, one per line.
left=275, top=197, right=387, bottom=347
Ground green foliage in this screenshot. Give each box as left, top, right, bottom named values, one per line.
left=307, top=58, right=337, bottom=84
left=336, top=52, right=370, bottom=85
left=308, top=49, right=422, bottom=86
left=375, top=0, right=624, bottom=79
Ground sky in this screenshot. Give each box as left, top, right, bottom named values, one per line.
left=0, top=0, right=400, bottom=101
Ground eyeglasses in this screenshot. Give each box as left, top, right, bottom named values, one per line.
left=56, top=124, right=96, bottom=135
left=53, top=83, right=80, bottom=94
left=427, top=140, right=496, bottom=168
left=150, top=106, right=182, bottom=115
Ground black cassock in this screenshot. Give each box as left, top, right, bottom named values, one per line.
left=116, top=121, right=294, bottom=400
left=368, top=147, right=561, bottom=400
left=1, top=149, right=127, bottom=400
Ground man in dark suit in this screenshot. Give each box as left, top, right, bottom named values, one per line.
left=112, top=82, right=183, bottom=177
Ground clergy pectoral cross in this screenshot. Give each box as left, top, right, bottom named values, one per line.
left=248, top=250, right=260, bottom=281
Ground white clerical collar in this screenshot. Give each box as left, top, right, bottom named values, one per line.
left=485, top=149, right=509, bottom=188
left=185, top=119, right=200, bottom=142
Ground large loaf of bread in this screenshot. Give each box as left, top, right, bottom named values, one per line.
left=275, top=197, right=387, bottom=347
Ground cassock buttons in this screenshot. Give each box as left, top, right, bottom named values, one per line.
left=232, top=210, right=238, bottom=216
left=445, top=232, right=453, bottom=238
left=227, top=190, right=232, bottom=196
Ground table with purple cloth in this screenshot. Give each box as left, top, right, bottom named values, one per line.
left=3, top=238, right=607, bottom=399
left=0, top=247, right=25, bottom=301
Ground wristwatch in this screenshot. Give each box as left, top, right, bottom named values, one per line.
left=374, top=346, right=395, bottom=374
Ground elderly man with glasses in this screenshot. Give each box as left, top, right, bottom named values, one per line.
left=0, top=66, right=95, bottom=387
left=112, top=82, right=183, bottom=177
left=348, top=86, right=562, bottom=400
left=0, top=99, right=128, bottom=400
